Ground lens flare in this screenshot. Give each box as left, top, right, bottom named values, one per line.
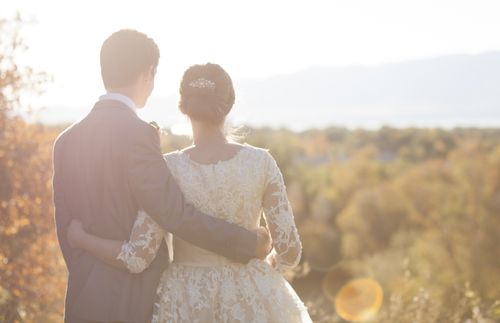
left=334, top=278, right=383, bottom=322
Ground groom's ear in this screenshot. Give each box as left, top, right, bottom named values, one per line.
left=148, top=65, right=157, bottom=80
left=136, top=66, right=156, bottom=83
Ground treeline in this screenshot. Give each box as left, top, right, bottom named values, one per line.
left=262, top=127, right=500, bottom=322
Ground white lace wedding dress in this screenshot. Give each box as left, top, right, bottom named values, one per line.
left=117, top=144, right=312, bottom=323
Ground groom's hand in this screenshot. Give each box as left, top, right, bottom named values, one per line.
left=254, top=226, right=272, bottom=259
left=67, top=219, right=86, bottom=249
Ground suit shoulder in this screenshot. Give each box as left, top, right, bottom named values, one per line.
left=53, top=121, right=80, bottom=151
left=125, top=115, right=158, bottom=136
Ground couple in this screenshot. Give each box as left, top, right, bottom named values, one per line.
left=53, top=29, right=311, bottom=323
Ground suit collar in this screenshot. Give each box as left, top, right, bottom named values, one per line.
left=91, top=99, right=138, bottom=117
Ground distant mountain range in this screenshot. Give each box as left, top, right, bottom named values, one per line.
left=41, top=52, right=500, bottom=130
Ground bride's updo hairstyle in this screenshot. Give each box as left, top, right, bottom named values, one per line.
left=179, top=63, right=235, bottom=125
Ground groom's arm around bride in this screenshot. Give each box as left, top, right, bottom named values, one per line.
left=127, top=120, right=264, bottom=262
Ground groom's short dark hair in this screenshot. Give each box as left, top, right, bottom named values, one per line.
left=100, top=29, right=160, bottom=89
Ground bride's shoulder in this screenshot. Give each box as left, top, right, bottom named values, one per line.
left=240, top=143, right=274, bottom=162
left=163, top=150, right=184, bottom=162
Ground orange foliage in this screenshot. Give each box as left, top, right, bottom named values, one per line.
left=0, top=15, right=66, bottom=322
left=0, top=119, right=66, bottom=322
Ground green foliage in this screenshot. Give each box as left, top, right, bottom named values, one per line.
left=244, top=127, right=500, bottom=322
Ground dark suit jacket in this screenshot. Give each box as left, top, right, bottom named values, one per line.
left=52, top=100, right=257, bottom=323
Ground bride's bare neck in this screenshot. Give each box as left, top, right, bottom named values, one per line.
left=191, top=120, right=226, bottom=147
left=185, top=119, right=243, bottom=164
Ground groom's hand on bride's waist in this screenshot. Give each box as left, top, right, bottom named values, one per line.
left=254, top=226, right=273, bottom=260
left=67, top=219, right=86, bottom=249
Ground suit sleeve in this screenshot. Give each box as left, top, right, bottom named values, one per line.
left=127, top=124, right=257, bottom=263
left=52, top=136, right=75, bottom=270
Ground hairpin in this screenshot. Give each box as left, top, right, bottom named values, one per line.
left=188, top=78, right=216, bottom=89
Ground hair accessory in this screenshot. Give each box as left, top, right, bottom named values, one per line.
left=188, top=78, right=216, bottom=89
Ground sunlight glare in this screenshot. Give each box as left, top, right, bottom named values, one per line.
left=334, top=278, right=384, bottom=322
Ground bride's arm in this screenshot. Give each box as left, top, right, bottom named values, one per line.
left=67, top=211, right=164, bottom=273
left=262, top=152, right=302, bottom=273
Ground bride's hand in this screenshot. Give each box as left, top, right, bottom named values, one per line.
left=266, top=251, right=277, bottom=269
left=254, top=226, right=273, bottom=260
left=67, top=219, right=86, bottom=248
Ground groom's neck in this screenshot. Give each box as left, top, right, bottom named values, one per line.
left=106, top=86, right=142, bottom=107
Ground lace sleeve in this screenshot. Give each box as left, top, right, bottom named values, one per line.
left=117, top=210, right=164, bottom=273
left=262, top=152, right=302, bottom=273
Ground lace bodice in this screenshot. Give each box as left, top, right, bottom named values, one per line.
left=116, top=144, right=311, bottom=322
left=117, top=144, right=302, bottom=273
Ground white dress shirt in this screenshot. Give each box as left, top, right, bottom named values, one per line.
left=99, top=92, right=137, bottom=113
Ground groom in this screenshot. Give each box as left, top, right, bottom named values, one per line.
left=53, top=29, right=272, bottom=323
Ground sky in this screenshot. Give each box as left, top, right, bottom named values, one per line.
left=3, top=0, right=500, bottom=128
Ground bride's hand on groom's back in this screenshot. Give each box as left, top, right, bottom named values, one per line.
left=254, top=226, right=273, bottom=260
left=67, top=219, right=86, bottom=249
left=265, top=249, right=278, bottom=269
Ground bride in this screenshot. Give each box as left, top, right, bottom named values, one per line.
left=67, top=63, right=312, bottom=322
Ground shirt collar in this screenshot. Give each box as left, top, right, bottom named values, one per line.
left=99, top=92, right=137, bottom=113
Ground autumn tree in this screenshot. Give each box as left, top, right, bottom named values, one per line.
left=0, top=15, right=65, bottom=322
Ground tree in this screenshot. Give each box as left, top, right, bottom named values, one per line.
left=0, top=15, right=65, bottom=322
